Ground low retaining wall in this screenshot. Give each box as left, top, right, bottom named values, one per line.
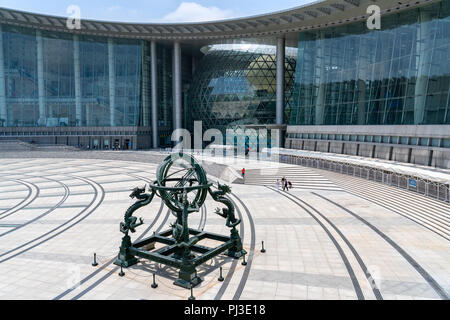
left=287, top=138, right=450, bottom=169
left=275, top=150, right=450, bottom=203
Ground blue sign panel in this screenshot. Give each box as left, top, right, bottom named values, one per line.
left=409, top=179, right=417, bottom=188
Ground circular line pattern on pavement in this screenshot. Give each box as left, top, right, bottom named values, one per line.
left=0, top=156, right=448, bottom=300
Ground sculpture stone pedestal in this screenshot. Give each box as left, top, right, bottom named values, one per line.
left=114, top=234, right=139, bottom=268
left=227, top=228, right=247, bottom=258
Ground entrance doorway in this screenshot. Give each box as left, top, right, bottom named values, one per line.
left=114, top=139, right=120, bottom=150
left=124, top=139, right=131, bottom=150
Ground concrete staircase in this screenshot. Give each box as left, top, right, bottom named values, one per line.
left=320, top=169, right=450, bottom=241
left=0, top=140, right=80, bottom=152
left=243, top=166, right=342, bottom=191
left=0, top=140, right=33, bottom=151
left=244, top=163, right=450, bottom=240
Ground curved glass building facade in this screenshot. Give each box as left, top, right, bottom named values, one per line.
left=0, top=0, right=449, bottom=161
left=290, top=1, right=450, bottom=126
left=0, top=24, right=183, bottom=148
left=188, top=44, right=297, bottom=132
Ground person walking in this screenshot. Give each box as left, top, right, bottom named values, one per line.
left=281, top=177, right=286, bottom=191
left=241, top=168, right=246, bottom=179
left=276, top=179, right=281, bottom=191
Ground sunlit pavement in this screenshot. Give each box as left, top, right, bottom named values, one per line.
left=0, top=154, right=448, bottom=300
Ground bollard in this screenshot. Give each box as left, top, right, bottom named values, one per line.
left=188, top=285, right=196, bottom=300
left=242, top=254, right=247, bottom=266
left=92, top=253, right=98, bottom=267
left=119, top=266, right=125, bottom=277
left=218, top=267, right=224, bottom=282
left=261, top=241, right=266, bottom=253
left=151, top=273, right=158, bottom=289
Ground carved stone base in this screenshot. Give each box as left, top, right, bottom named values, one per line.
left=227, top=248, right=247, bottom=259
left=227, top=228, right=246, bottom=259
left=114, top=256, right=139, bottom=268
left=174, top=264, right=203, bottom=289
left=114, top=234, right=139, bottom=268
left=174, top=276, right=203, bottom=289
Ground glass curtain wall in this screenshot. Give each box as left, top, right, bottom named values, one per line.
left=42, top=32, right=75, bottom=127
left=1, top=25, right=145, bottom=127
left=2, top=26, right=39, bottom=127
left=156, top=45, right=173, bottom=130
left=78, top=37, right=109, bottom=127
left=290, top=1, right=450, bottom=126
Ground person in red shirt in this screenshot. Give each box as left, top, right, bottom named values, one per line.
left=241, top=168, right=246, bottom=178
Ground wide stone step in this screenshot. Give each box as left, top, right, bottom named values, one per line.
left=324, top=171, right=450, bottom=216
left=335, top=183, right=450, bottom=230
left=318, top=170, right=450, bottom=239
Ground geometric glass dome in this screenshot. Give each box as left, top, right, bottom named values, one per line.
left=188, top=44, right=297, bottom=133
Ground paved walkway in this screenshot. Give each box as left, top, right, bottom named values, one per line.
left=0, top=154, right=448, bottom=300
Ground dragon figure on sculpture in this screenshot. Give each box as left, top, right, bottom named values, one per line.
left=209, top=183, right=241, bottom=229
left=120, top=186, right=155, bottom=235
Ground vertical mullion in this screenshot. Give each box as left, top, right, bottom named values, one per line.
left=422, top=19, right=438, bottom=124
left=367, top=33, right=379, bottom=125
left=383, top=31, right=397, bottom=124
left=401, top=25, right=416, bottom=124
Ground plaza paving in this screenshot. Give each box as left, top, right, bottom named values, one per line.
left=0, top=153, right=448, bottom=300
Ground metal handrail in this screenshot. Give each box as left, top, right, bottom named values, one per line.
left=279, top=154, right=450, bottom=203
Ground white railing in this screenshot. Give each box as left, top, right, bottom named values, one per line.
left=279, top=153, right=450, bottom=203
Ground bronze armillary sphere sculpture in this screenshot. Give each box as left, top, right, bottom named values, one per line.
left=114, top=153, right=246, bottom=289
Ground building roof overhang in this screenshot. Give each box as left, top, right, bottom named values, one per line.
left=0, top=0, right=440, bottom=48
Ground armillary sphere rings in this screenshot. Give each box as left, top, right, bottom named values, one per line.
left=151, top=153, right=211, bottom=214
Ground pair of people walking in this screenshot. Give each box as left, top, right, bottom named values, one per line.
left=276, top=177, right=292, bottom=191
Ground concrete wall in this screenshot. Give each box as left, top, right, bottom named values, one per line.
left=329, top=141, right=343, bottom=154
left=317, top=141, right=329, bottom=152
left=432, top=150, right=450, bottom=169
left=343, top=143, right=358, bottom=156
left=287, top=125, right=450, bottom=140
left=286, top=125, right=450, bottom=169
left=374, top=145, right=391, bottom=161
left=303, top=140, right=316, bottom=151
left=410, top=149, right=431, bottom=166
left=286, top=139, right=450, bottom=169
left=391, top=147, right=410, bottom=163
left=357, top=144, right=374, bottom=158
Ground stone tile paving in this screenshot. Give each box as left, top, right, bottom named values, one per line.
left=0, top=153, right=448, bottom=300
